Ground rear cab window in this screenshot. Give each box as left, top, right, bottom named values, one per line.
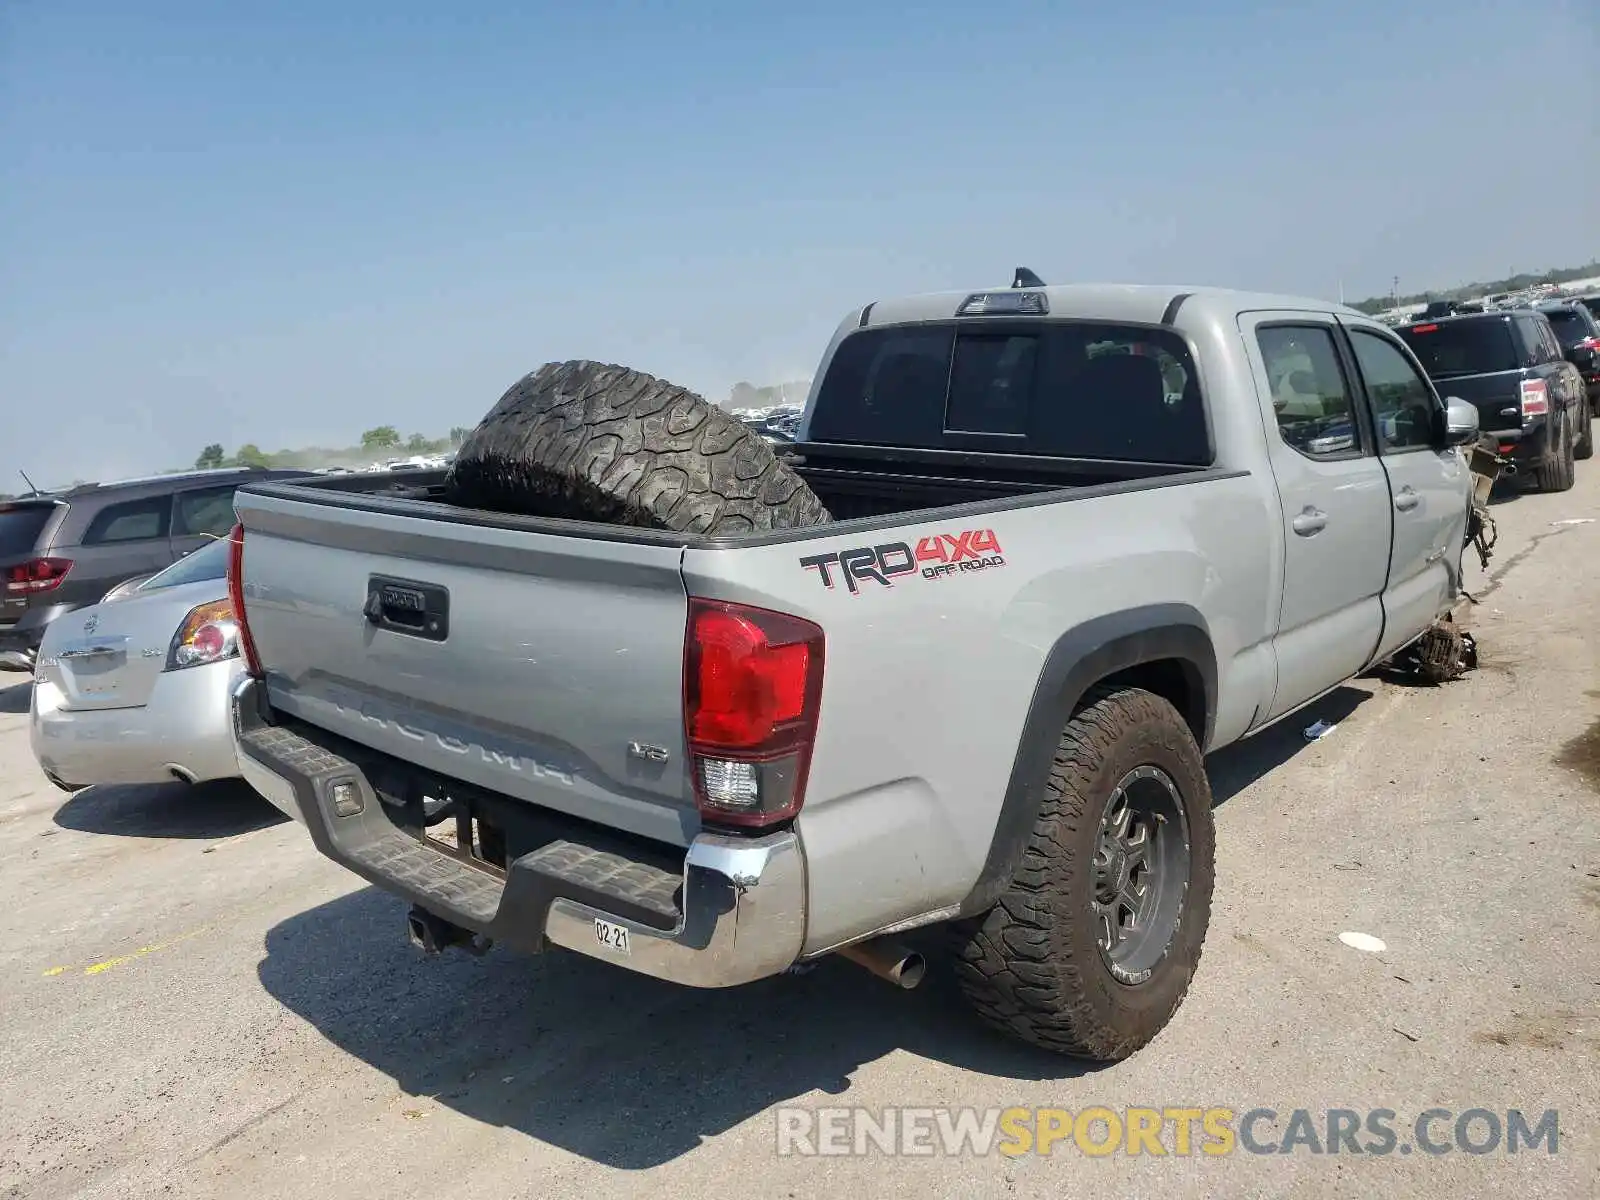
left=1397, top=317, right=1521, bottom=378
left=806, top=321, right=1210, bottom=464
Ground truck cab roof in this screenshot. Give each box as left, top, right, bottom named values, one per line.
left=856, top=283, right=1368, bottom=331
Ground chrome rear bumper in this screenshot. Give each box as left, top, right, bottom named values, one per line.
left=231, top=676, right=806, bottom=987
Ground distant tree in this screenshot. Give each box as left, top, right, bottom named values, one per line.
left=231, top=443, right=271, bottom=468
left=406, top=432, right=431, bottom=453
left=360, top=425, right=401, bottom=450
left=194, top=443, right=225, bottom=469
left=448, top=426, right=470, bottom=445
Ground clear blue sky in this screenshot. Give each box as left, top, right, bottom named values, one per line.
left=3, top=0, right=1597, bottom=488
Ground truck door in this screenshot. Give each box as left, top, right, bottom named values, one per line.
left=1238, top=313, right=1392, bottom=721
left=1338, top=321, right=1469, bottom=664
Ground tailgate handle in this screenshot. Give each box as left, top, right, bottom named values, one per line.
left=364, top=576, right=449, bottom=642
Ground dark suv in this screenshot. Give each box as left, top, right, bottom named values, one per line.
left=1396, top=309, right=1589, bottom=491
left=1538, top=301, right=1600, bottom=403
left=0, top=468, right=307, bottom=671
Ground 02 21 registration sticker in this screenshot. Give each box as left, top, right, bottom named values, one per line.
left=594, top=917, right=632, bottom=956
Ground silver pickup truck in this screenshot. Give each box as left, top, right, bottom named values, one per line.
left=229, top=283, right=1481, bottom=1060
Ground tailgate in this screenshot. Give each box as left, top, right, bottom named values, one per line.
left=235, top=489, right=697, bottom=847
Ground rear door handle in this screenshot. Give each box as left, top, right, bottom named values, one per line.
left=1291, top=507, right=1327, bottom=536
left=1394, top=486, right=1420, bottom=512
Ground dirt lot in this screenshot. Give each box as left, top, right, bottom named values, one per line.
left=2, top=474, right=1597, bottom=1200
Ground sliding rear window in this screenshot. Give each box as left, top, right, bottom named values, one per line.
left=806, top=321, right=1211, bottom=464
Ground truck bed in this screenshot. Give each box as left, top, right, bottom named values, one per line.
left=231, top=449, right=1216, bottom=851
left=272, top=447, right=1203, bottom=534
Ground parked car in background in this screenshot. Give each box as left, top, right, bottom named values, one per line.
left=30, top=537, right=245, bottom=793
left=1397, top=309, right=1589, bottom=486
left=0, top=467, right=306, bottom=673
left=1538, top=301, right=1600, bottom=403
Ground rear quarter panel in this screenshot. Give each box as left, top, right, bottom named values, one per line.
left=683, top=472, right=1277, bottom=954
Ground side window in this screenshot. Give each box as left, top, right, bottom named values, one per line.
left=1349, top=330, right=1440, bottom=452
left=81, top=496, right=171, bottom=545
left=1256, top=325, right=1361, bottom=459
left=173, top=486, right=240, bottom=538
left=1540, top=319, right=1565, bottom=363
left=1516, top=317, right=1549, bottom=365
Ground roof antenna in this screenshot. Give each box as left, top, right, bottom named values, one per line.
left=18, top=469, right=40, bottom=497
left=1012, top=267, right=1046, bottom=289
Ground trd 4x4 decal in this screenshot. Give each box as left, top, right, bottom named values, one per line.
left=800, top=528, right=1006, bottom=594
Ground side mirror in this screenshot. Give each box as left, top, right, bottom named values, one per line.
left=1443, top=396, right=1479, bottom=447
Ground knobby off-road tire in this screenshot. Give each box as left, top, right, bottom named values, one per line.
left=446, top=361, right=832, bottom=535
left=1533, top=412, right=1577, bottom=493
left=950, top=686, right=1215, bottom=1061
left=1574, top=396, right=1593, bottom=461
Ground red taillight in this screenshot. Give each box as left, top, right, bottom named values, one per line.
left=684, top=598, right=824, bottom=828
left=167, top=598, right=239, bottom=670
left=1519, top=379, right=1549, bottom=420
left=3, top=557, right=72, bottom=595
left=1411, top=323, right=1440, bottom=334
left=225, top=522, right=263, bottom=678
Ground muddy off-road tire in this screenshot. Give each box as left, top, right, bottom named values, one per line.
left=445, top=361, right=832, bottom=535
left=950, top=686, right=1215, bottom=1060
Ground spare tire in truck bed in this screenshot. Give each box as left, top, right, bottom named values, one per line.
left=445, top=360, right=832, bottom=535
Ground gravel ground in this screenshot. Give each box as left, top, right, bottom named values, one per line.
left=1, top=470, right=1597, bottom=1200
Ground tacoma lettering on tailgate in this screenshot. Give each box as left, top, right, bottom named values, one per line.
left=800, top=528, right=1006, bottom=593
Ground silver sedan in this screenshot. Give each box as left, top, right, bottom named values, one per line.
left=30, top=538, right=244, bottom=791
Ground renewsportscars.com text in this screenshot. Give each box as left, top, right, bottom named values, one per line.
left=774, top=1106, right=1559, bottom=1158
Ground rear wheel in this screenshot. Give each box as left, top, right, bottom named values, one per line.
left=1534, top=412, right=1577, bottom=492
left=950, top=686, right=1215, bottom=1060
left=1575, top=396, right=1593, bottom=461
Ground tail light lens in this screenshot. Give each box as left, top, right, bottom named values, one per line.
left=684, top=599, right=824, bottom=828
left=225, top=522, right=264, bottom=678
left=167, top=598, right=239, bottom=670
left=3, top=557, right=72, bottom=595
left=1519, top=379, right=1549, bottom=421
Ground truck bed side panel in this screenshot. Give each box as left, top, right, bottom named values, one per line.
left=681, top=471, right=1278, bottom=954
left=235, top=491, right=699, bottom=847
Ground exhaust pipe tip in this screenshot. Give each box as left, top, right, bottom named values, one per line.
left=895, top=953, right=927, bottom=990
left=838, top=938, right=927, bottom=990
